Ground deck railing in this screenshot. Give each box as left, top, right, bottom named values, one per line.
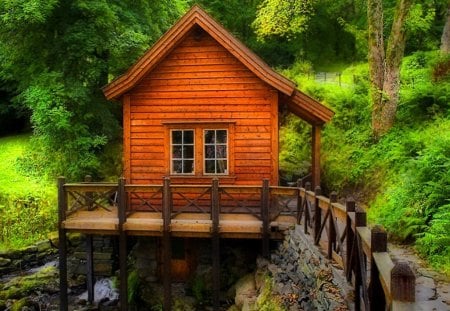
left=58, top=176, right=417, bottom=311
left=297, top=182, right=416, bottom=311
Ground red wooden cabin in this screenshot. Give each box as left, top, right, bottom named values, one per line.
left=103, top=5, right=333, bottom=189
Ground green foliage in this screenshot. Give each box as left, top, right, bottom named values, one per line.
left=281, top=51, right=450, bottom=273
left=256, top=275, right=286, bottom=311
left=0, top=0, right=187, bottom=180
left=127, top=269, right=139, bottom=304
left=0, top=135, right=56, bottom=249
left=253, top=0, right=315, bottom=40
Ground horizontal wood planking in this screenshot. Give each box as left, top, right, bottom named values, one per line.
left=125, top=30, right=277, bottom=189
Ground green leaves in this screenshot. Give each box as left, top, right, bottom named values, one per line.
left=253, top=0, right=315, bottom=40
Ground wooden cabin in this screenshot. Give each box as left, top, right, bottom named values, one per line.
left=58, top=6, right=334, bottom=311
left=103, top=5, right=333, bottom=189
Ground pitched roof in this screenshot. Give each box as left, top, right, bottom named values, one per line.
left=102, top=5, right=334, bottom=125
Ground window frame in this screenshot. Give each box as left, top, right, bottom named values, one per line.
left=164, top=122, right=235, bottom=177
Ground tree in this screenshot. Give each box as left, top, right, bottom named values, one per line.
left=368, top=0, right=413, bottom=138
left=441, top=3, right=450, bottom=53
left=0, top=0, right=186, bottom=180
left=252, top=0, right=315, bottom=40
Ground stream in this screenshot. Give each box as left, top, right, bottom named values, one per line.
left=0, top=259, right=119, bottom=311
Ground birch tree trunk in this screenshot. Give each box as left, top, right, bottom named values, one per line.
left=368, top=0, right=412, bottom=139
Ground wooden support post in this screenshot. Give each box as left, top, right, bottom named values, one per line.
left=296, top=179, right=302, bottom=225
left=84, top=175, right=94, bottom=304
left=118, top=177, right=128, bottom=311
left=261, top=178, right=270, bottom=258
left=57, top=177, right=68, bottom=311
left=345, top=198, right=355, bottom=281
left=162, top=177, right=172, bottom=311
left=314, top=186, right=322, bottom=245
left=311, top=125, right=321, bottom=188
left=211, top=178, right=220, bottom=309
left=391, top=262, right=415, bottom=302
left=369, top=225, right=387, bottom=310
left=328, top=192, right=337, bottom=259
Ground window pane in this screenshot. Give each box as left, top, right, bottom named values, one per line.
left=172, top=131, right=182, bottom=144
left=205, top=145, right=215, bottom=159
left=183, top=145, right=193, bottom=159
left=216, top=145, right=227, bottom=158
left=217, top=160, right=227, bottom=174
left=204, top=130, right=214, bottom=144
left=172, top=146, right=182, bottom=159
left=173, top=160, right=182, bottom=173
left=183, top=160, right=194, bottom=173
left=183, top=130, right=194, bottom=144
left=216, top=130, right=227, bottom=143
left=205, top=160, right=215, bottom=173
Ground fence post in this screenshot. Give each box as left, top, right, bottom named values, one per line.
left=211, top=178, right=220, bottom=310
left=327, top=192, right=337, bottom=259
left=57, top=177, right=68, bottom=311
left=314, top=186, right=322, bottom=245
left=117, top=177, right=127, bottom=311
left=354, top=207, right=366, bottom=311
left=261, top=178, right=270, bottom=258
left=162, top=177, right=172, bottom=311
left=304, top=182, right=311, bottom=234
left=370, top=225, right=387, bottom=310
left=345, top=197, right=355, bottom=281
left=296, top=179, right=302, bottom=225
left=391, top=262, right=415, bottom=302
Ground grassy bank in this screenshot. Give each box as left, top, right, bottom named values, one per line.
left=280, top=51, right=450, bottom=275
left=0, top=134, right=57, bottom=250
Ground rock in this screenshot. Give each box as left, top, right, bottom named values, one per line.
left=234, top=274, right=256, bottom=309
left=0, top=257, right=11, bottom=267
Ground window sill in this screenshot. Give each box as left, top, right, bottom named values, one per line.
left=168, top=175, right=237, bottom=184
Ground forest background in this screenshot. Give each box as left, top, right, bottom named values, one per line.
left=0, top=0, right=448, bottom=275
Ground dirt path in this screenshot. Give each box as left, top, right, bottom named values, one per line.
left=389, top=243, right=450, bottom=310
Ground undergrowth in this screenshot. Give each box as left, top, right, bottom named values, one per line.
left=0, top=134, right=56, bottom=250
left=280, top=50, right=450, bottom=275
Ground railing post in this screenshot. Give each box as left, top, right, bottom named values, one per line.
left=261, top=179, right=270, bottom=259
left=345, top=198, right=355, bottom=281
left=391, top=262, right=415, bottom=303
left=211, top=178, right=220, bottom=310
left=57, top=177, right=68, bottom=311
left=118, top=177, right=127, bottom=311
left=314, top=186, right=322, bottom=244
left=304, top=182, right=311, bottom=234
left=296, top=179, right=302, bottom=225
left=162, top=177, right=172, bottom=311
left=370, top=225, right=387, bottom=310
left=354, top=207, right=367, bottom=311
left=84, top=175, right=94, bottom=304
left=328, top=192, right=337, bottom=259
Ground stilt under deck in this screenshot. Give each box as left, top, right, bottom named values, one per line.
left=57, top=177, right=300, bottom=311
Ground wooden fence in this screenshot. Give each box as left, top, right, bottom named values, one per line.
left=297, top=181, right=416, bottom=311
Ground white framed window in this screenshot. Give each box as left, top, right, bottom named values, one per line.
left=171, top=129, right=194, bottom=174
left=204, top=129, right=228, bottom=174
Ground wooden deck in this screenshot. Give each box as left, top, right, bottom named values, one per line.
left=63, top=206, right=296, bottom=238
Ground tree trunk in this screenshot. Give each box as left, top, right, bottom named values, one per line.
left=368, top=0, right=412, bottom=139
left=441, top=4, right=450, bottom=53
left=367, top=0, right=386, bottom=138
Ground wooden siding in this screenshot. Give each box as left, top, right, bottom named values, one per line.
left=124, top=29, right=278, bottom=186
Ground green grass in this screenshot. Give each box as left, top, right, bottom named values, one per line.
left=0, top=134, right=56, bottom=250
